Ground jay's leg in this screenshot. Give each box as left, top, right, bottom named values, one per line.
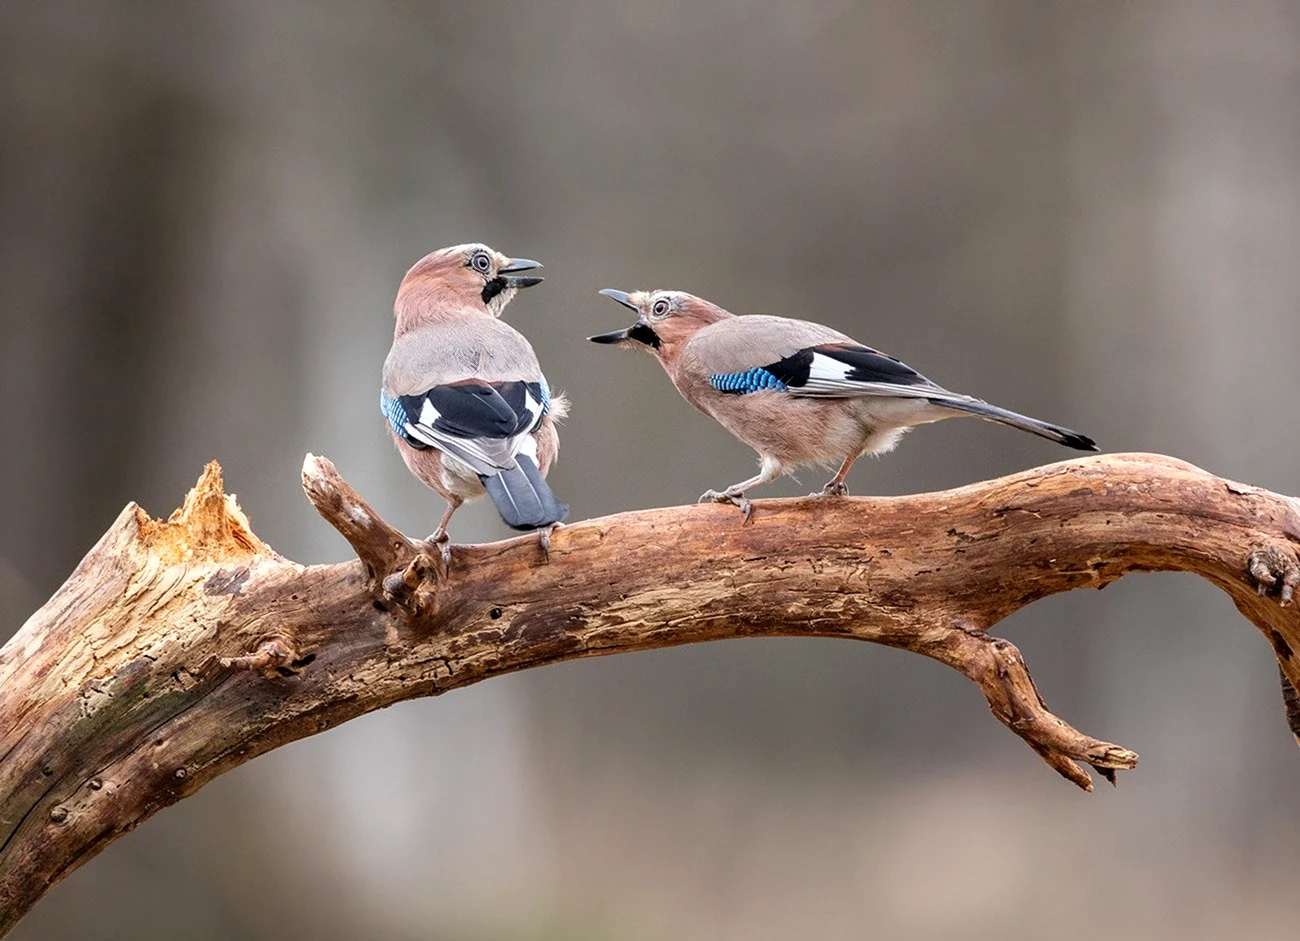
left=813, top=455, right=857, bottom=497
left=699, top=457, right=782, bottom=524
left=427, top=500, right=461, bottom=569
left=538, top=521, right=563, bottom=562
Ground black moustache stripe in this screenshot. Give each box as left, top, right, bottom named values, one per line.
left=481, top=278, right=507, bottom=304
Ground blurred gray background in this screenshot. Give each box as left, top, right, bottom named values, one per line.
left=3, top=1, right=1300, bottom=939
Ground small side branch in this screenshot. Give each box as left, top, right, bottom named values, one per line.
left=301, top=453, right=419, bottom=591
left=923, top=623, right=1139, bottom=790
left=220, top=636, right=305, bottom=676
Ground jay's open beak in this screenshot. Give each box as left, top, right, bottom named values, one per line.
left=590, top=290, right=660, bottom=348
left=500, top=258, right=544, bottom=289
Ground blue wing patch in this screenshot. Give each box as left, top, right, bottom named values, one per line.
left=708, top=367, right=788, bottom=395
left=380, top=389, right=430, bottom=449
left=538, top=374, right=552, bottom=417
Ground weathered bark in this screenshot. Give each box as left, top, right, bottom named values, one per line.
left=1, top=452, right=1298, bottom=933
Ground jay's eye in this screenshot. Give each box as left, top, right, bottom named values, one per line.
left=470, top=251, right=492, bottom=274
left=651, top=298, right=671, bottom=317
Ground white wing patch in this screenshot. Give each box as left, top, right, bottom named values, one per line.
left=796, top=353, right=941, bottom=399
left=522, top=387, right=545, bottom=432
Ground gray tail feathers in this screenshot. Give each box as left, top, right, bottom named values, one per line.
left=480, top=455, right=569, bottom=531
left=928, top=396, right=1098, bottom=452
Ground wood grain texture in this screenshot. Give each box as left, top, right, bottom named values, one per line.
left=1, top=452, right=1298, bottom=934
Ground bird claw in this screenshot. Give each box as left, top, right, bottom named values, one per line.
left=538, top=522, right=563, bottom=562
left=698, top=489, right=754, bottom=524
left=426, top=530, right=453, bottom=572
left=811, top=481, right=849, bottom=497
left=1247, top=545, right=1300, bottom=606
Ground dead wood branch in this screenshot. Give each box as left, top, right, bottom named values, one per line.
left=1, top=452, right=1298, bottom=933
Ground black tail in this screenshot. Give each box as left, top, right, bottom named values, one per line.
left=481, top=455, right=569, bottom=531
left=928, top=396, right=1099, bottom=451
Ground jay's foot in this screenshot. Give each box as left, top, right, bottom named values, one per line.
left=538, top=522, right=563, bottom=562
left=811, top=481, right=849, bottom=497
left=1247, top=545, right=1300, bottom=605
left=425, top=530, right=453, bottom=571
left=699, top=488, right=755, bottom=525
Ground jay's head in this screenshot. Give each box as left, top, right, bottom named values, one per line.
left=589, top=289, right=731, bottom=361
left=399, top=243, right=543, bottom=318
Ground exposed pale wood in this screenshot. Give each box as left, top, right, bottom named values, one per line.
left=1, top=452, right=1298, bottom=934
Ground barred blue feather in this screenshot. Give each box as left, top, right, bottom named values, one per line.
left=380, top=389, right=427, bottom=447
left=538, top=374, right=552, bottom=416
left=708, top=367, right=788, bottom=395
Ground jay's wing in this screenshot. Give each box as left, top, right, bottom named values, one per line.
left=709, top=342, right=946, bottom=399
left=706, top=339, right=1098, bottom=450
left=380, top=318, right=552, bottom=473
left=381, top=378, right=551, bottom=475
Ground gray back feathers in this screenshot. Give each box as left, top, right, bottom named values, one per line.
left=678, top=314, right=854, bottom=376
left=383, top=315, right=543, bottom=396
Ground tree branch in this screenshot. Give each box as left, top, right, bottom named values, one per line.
left=1, top=452, right=1298, bottom=933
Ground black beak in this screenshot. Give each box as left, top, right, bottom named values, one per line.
left=598, top=288, right=638, bottom=311
left=500, top=258, right=544, bottom=289
left=590, top=289, right=660, bottom=348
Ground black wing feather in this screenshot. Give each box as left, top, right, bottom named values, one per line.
left=808, top=343, right=931, bottom=386
left=416, top=383, right=521, bottom=438
left=745, top=343, right=933, bottom=395
left=399, top=380, right=540, bottom=440
left=760, top=349, right=815, bottom=387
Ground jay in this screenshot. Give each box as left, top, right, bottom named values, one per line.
left=381, top=243, right=568, bottom=562
left=591, top=289, right=1095, bottom=520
